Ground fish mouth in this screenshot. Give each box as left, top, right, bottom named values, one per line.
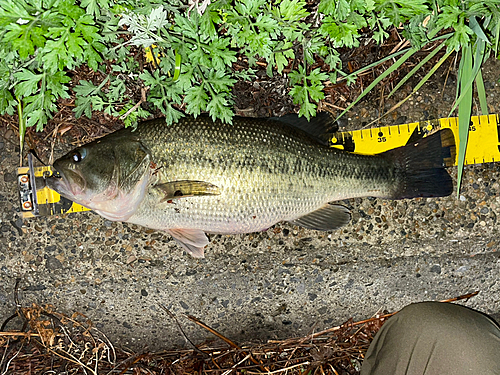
left=46, top=166, right=86, bottom=200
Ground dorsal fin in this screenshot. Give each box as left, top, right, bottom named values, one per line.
left=269, top=112, right=338, bottom=145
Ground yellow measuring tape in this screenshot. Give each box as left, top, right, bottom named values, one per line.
left=17, top=163, right=91, bottom=218
left=17, top=114, right=500, bottom=218
left=330, top=114, right=500, bottom=165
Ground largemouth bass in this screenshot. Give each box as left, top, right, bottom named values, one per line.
left=47, top=114, right=455, bottom=257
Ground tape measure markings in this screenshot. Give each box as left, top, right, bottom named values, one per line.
left=331, top=114, right=500, bottom=166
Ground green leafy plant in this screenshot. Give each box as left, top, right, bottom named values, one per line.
left=0, top=0, right=108, bottom=130
left=289, top=66, right=328, bottom=119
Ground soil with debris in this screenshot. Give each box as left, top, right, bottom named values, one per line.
left=1, top=42, right=500, bottom=374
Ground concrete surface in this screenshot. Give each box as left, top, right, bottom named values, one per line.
left=1, top=58, right=499, bottom=351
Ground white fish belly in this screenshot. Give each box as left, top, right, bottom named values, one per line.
left=128, top=186, right=330, bottom=234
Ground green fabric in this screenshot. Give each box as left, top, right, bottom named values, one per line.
left=361, top=302, right=500, bottom=375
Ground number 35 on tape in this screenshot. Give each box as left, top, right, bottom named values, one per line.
left=330, top=114, right=500, bottom=166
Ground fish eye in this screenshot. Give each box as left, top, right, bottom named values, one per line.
left=71, top=148, right=87, bottom=163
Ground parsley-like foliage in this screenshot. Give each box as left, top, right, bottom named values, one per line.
left=0, top=0, right=499, bottom=129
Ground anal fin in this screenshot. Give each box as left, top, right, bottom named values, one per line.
left=289, top=204, right=351, bottom=231
left=167, top=228, right=209, bottom=258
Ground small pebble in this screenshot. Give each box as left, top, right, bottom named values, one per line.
left=395, top=116, right=407, bottom=124
left=3, top=172, right=15, bottom=183
left=430, top=264, right=441, bottom=274
left=45, top=256, right=63, bottom=270
left=308, top=293, right=318, bottom=301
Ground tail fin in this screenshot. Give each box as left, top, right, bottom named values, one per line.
left=382, top=129, right=456, bottom=199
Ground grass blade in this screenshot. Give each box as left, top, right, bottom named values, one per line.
left=173, top=50, right=182, bottom=81
left=337, top=33, right=454, bottom=83
left=364, top=49, right=454, bottom=128
left=448, top=38, right=486, bottom=116
left=475, top=67, right=488, bottom=115
left=456, top=44, right=473, bottom=198
left=387, top=40, right=447, bottom=98
left=336, top=47, right=418, bottom=121
left=335, top=34, right=454, bottom=122
left=495, top=19, right=499, bottom=57
left=339, top=47, right=414, bottom=81
left=17, top=99, right=26, bottom=167
left=454, top=48, right=465, bottom=104
left=469, top=16, right=490, bottom=44
left=411, top=50, right=453, bottom=93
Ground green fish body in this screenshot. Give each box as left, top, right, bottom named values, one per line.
left=48, top=114, right=455, bottom=257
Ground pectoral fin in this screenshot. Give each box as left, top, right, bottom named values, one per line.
left=155, top=180, right=220, bottom=202
left=167, top=228, right=209, bottom=258
left=289, top=204, right=351, bottom=231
